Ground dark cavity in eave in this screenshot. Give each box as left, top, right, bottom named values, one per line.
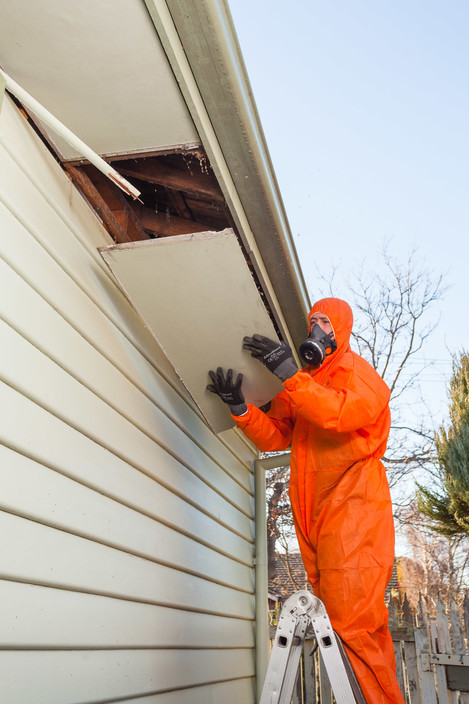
left=65, top=148, right=282, bottom=339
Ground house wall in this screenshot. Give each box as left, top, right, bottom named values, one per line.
left=0, top=95, right=257, bottom=703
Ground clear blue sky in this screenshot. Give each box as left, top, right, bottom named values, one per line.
left=229, top=0, right=469, bottom=424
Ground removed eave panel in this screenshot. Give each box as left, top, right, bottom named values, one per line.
left=99, top=229, right=283, bottom=433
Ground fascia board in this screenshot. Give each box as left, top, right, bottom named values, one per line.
left=144, top=0, right=310, bottom=349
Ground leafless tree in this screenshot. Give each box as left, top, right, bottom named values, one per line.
left=398, top=503, right=469, bottom=608
left=266, top=465, right=291, bottom=581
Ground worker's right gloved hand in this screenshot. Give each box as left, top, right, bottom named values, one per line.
left=206, top=367, right=247, bottom=416
left=243, top=334, right=298, bottom=381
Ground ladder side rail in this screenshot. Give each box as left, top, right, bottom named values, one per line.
left=311, top=612, right=357, bottom=704
left=277, top=615, right=308, bottom=703
left=259, top=602, right=308, bottom=704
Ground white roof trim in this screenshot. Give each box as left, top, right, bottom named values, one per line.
left=144, top=0, right=311, bottom=347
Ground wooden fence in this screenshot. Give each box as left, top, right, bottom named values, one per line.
left=269, top=592, right=469, bottom=703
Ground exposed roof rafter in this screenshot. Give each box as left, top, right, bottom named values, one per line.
left=66, top=152, right=232, bottom=244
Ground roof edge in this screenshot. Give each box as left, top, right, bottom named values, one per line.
left=145, top=0, right=310, bottom=347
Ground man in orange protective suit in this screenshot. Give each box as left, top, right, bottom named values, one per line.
left=207, top=297, right=405, bottom=704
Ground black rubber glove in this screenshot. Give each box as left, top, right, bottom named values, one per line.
left=207, top=367, right=247, bottom=416
left=243, top=334, right=298, bottom=381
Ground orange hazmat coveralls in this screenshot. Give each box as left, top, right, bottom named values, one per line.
left=234, top=298, right=405, bottom=704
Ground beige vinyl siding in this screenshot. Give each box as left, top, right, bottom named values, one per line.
left=0, top=652, right=255, bottom=704
left=0, top=95, right=256, bottom=703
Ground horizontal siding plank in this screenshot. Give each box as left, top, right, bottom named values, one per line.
left=0, top=217, right=252, bottom=500
left=0, top=216, right=253, bottom=497
left=0, top=649, right=255, bottom=704
left=0, top=443, right=253, bottom=592
left=0, top=446, right=250, bottom=564
left=114, top=679, right=255, bottom=704
left=0, top=580, right=254, bottom=649
left=0, top=402, right=253, bottom=575
left=0, top=398, right=253, bottom=573
left=0, top=260, right=253, bottom=534
left=0, top=219, right=252, bottom=498
left=0, top=511, right=254, bottom=616
left=0, top=97, right=255, bottom=474
left=0, top=315, right=253, bottom=528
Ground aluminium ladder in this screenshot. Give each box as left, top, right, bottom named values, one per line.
left=259, top=590, right=367, bottom=704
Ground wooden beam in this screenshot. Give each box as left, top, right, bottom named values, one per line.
left=184, top=197, right=229, bottom=229
left=133, top=205, right=214, bottom=237
left=117, top=158, right=225, bottom=204
left=165, top=188, right=194, bottom=220
left=65, top=165, right=131, bottom=244
left=66, top=165, right=149, bottom=243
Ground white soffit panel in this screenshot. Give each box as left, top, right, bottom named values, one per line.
left=100, top=229, right=283, bottom=433
left=0, top=0, right=199, bottom=158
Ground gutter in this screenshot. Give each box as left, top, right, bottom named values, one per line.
left=144, top=0, right=310, bottom=350
left=253, top=459, right=269, bottom=702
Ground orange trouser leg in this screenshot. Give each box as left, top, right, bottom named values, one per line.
left=314, top=568, right=405, bottom=704
left=294, top=460, right=405, bottom=703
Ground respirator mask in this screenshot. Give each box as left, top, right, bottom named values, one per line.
left=299, top=323, right=337, bottom=366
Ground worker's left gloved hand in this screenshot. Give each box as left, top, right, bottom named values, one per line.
left=207, top=367, right=247, bottom=416
left=243, top=334, right=298, bottom=381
